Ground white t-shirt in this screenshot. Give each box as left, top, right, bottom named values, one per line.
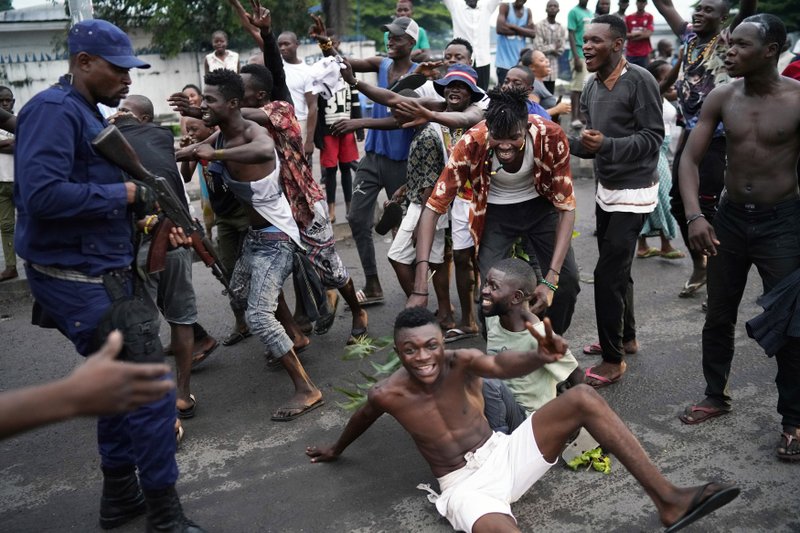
left=283, top=60, right=314, bottom=121
left=443, top=0, right=502, bottom=68
left=206, top=50, right=240, bottom=72
left=0, top=129, right=13, bottom=183
left=487, top=133, right=538, bottom=205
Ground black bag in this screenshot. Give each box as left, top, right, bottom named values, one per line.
left=92, top=271, right=164, bottom=363
left=292, top=251, right=330, bottom=324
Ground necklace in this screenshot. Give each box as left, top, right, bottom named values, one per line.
left=685, top=34, right=719, bottom=68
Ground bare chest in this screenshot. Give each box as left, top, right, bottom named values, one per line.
left=721, top=93, right=800, bottom=148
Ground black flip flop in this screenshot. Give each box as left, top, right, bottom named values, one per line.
left=375, top=201, right=403, bottom=235
left=389, top=73, right=427, bottom=93
left=664, top=483, right=740, bottom=533
left=178, top=394, right=196, bottom=419
left=222, top=330, right=251, bottom=346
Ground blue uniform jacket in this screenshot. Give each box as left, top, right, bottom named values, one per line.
left=14, top=76, right=132, bottom=276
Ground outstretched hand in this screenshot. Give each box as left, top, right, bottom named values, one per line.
left=527, top=318, right=566, bottom=364
left=308, top=14, right=328, bottom=43
left=167, top=92, right=201, bottom=119
left=68, top=331, right=174, bottom=416
left=415, top=60, right=444, bottom=80
left=246, top=0, right=271, bottom=31
left=394, top=100, right=431, bottom=129
left=306, top=445, right=339, bottom=463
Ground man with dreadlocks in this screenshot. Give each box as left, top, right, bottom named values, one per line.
left=408, top=87, right=579, bottom=337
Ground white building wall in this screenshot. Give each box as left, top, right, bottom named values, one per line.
left=0, top=40, right=377, bottom=119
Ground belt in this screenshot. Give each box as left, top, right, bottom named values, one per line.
left=248, top=228, right=291, bottom=241
left=28, top=263, right=130, bottom=284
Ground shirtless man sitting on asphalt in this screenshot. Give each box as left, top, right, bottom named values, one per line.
left=307, top=307, right=740, bottom=532
left=678, top=14, right=800, bottom=461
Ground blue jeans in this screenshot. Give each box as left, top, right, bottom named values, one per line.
left=25, top=266, right=178, bottom=490
left=231, top=230, right=297, bottom=358
left=482, top=378, right=527, bottom=434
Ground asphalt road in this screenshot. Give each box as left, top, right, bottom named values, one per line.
left=0, top=177, right=797, bottom=532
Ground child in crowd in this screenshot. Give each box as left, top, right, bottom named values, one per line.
left=205, top=30, right=239, bottom=74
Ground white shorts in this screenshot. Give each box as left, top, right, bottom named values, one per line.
left=450, top=196, right=474, bottom=251
left=433, top=415, right=555, bottom=532
left=388, top=202, right=446, bottom=265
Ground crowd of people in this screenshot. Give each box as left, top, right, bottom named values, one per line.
left=2, top=0, right=799, bottom=531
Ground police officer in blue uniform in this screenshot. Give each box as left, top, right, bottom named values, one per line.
left=14, top=20, right=204, bottom=532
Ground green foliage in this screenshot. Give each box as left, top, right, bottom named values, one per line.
left=758, top=0, right=800, bottom=33
left=336, top=335, right=400, bottom=410
left=91, top=0, right=313, bottom=56
left=1, top=0, right=12, bottom=12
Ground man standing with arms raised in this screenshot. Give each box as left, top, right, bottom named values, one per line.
left=677, top=15, right=800, bottom=462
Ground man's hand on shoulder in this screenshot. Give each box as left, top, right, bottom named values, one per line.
left=527, top=318, right=566, bottom=365
left=305, top=445, right=340, bottom=463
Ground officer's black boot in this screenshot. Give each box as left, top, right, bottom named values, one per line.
left=144, top=486, right=205, bottom=533
left=99, top=465, right=146, bottom=529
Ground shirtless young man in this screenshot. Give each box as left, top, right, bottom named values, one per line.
left=652, top=0, right=757, bottom=298
left=176, top=69, right=323, bottom=421
left=677, top=14, right=800, bottom=462
left=307, top=307, right=739, bottom=532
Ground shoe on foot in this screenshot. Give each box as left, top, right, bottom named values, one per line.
left=99, top=466, right=146, bottom=530
left=144, top=486, right=206, bottom=533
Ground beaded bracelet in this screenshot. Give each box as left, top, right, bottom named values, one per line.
left=539, top=278, right=558, bottom=292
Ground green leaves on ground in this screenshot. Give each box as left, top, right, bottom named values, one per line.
left=565, top=446, right=612, bottom=474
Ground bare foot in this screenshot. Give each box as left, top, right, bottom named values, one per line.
left=351, top=308, right=368, bottom=333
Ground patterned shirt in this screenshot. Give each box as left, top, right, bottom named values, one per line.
left=426, top=115, right=574, bottom=253
left=676, top=25, right=731, bottom=135
left=259, top=100, right=325, bottom=229
left=406, top=124, right=446, bottom=205
left=535, top=19, right=566, bottom=82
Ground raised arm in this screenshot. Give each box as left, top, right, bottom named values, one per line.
left=305, top=388, right=386, bottom=462
left=730, top=0, right=758, bottom=31
left=466, top=319, right=565, bottom=379
left=245, top=2, right=293, bottom=104
left=228, top=0, right=264, bottom=49
left=651, top=0, right=688, bottom=38
left=678, top=86, right=726, bottom=256
left=395, top=99, right=485, bottom=130
left=309, top=14, right=382, bottom=72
